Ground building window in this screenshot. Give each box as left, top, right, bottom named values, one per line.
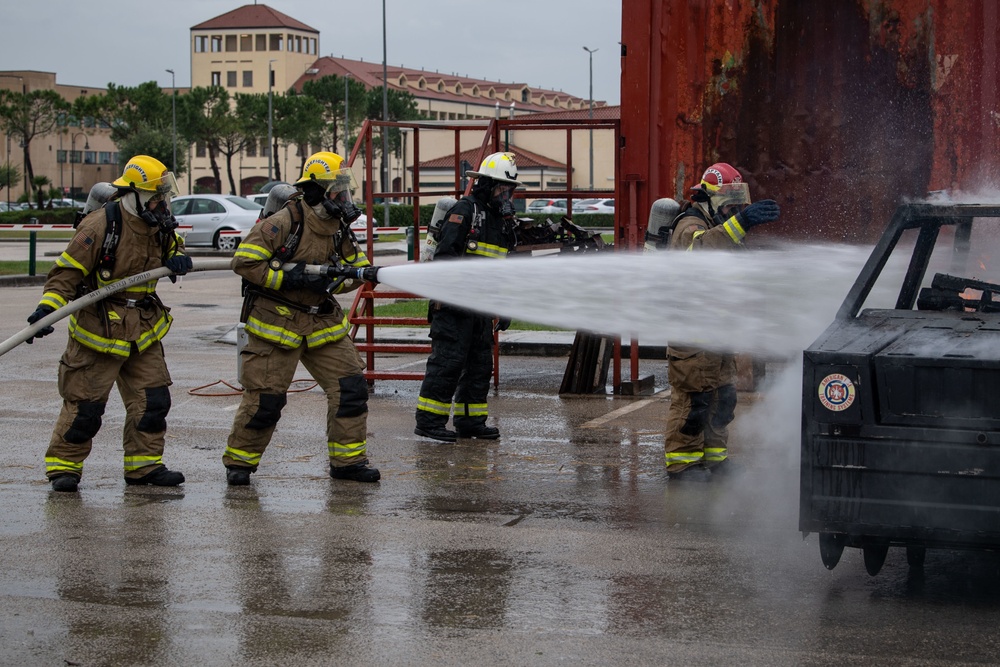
left=521, top=89, right=530, bottom=103
left=196, top=142, right=206, bottom=158
left=240, top=34, right=252, bottom=51
left=225, top=35, right=237, bottom=52
left=246, top=141, right=257, bottom=157
left=261, top=139, right=270, bottom=157
left=270, top=34, right=283, bottom=51
left=69, top=151, right=82, bottom=164
left=99, top=151, right=113, bottom=164
left=57, top=150, right=67, bottom=164
left=227, top=71, right=237, bottom=87
left=211, top=71, right=221, bottom=86
left=84, top=151, right=96, bottom=164
left=211, top=36, right=222, bottom=52
left=195, top=35, right=207, bottom=52
left=243, top=71, right=253, bottom=87
left=256, top=34, right=266, bottom=51
left=296, top=36, right=302, bottom=52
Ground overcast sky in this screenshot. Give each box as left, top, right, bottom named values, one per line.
left=0, top=0, right=622, bottom=105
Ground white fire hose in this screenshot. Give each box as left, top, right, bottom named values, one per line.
left=0, top=260, right=369, bottom=358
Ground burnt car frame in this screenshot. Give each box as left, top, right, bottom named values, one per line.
left=801, top=203, right=1000, bottom=575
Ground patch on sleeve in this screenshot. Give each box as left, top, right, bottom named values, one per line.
left=72, top=232, right=94, bottom=249
left=262, top=223, right=279, bottom=239
left=448, top=213, right=464, bottom=224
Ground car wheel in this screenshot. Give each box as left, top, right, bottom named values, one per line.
left=214, top=230, right=238, bottom=251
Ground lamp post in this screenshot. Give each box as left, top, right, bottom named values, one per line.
left=0, top=74, right=26, bottom=201
left=165, top=69, right=177, bottom=174
left=583, top=46, right=598, bottom=191
left=381, top=0, right=390, bottom=224
left=343, top=73, right=351, bottom=157
left=267, top=60, right=277, bottom=182
left=70, top=132, right=88, bottom=200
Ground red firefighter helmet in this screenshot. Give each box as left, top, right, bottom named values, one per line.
left=692, top=162, right=751, bottom=210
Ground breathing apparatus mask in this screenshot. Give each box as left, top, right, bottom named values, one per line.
left=492, top=181, right=517, bottom=221
left=702, top=182, right=752, bottom=226
left=302, top=169, right=362, bottom=223
left=134, top=188, right=178, bottom=231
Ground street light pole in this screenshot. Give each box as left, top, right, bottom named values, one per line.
left=343, top=73, right=351, bottom=157
left=381, top=0, right=390, bottom=225
left=70, top=132, right=88, bottom=200
left=165, top=69, right=177, bottom=174
left=268, top=59, right=277, bottom=182
left=583, top=46, right=598, bottom=191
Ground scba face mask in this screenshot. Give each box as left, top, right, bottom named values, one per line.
left=322, top=189, right=362, bottom=224
left=135, top=190, right=178, bottom=231
left=491, top=183, right=517, bottom=220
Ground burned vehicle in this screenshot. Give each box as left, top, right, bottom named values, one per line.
left=801, top=203, right=1000, bottom=575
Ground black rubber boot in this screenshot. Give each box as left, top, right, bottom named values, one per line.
left=456, top=425, right=500, bottom=440
left=50, top=474, right=80, bottom=492
left=226, top=466, right=252, bottom=486
left=125, top=466, right=185, bottom=486
left=330, top=462, right=381, bottom=483
left=666, top=465, right=712, bottom=482
left=414, top=426, right=457, bottom=442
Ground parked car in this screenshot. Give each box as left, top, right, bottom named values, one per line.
left=527, top=198, right=567, bottom=214
left=169, top=194, right=262, bottom=250
left=247, top=193, right=269, bottom=208
left=571, top=198, right=615, bottom=214
left=48, top=198, right=85, bottom=209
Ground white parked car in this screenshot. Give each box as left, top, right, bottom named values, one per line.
left=571, top=198, right=615, bottom=214
left=527, top=198, right=567, bottom=214
left=169, top=194, right=262, bottom=250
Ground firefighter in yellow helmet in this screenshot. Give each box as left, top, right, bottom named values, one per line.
left=663, top=162, right=779, bottom=480
left=414, top=151, right=520, bottom=442
left=224, top=151, right=382, bottom=485
left=25, top=155, right=192, bottom=492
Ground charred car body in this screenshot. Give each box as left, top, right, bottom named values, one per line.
left=801, top=203, right=1000, bottom=575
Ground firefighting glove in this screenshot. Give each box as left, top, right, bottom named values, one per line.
left=164, top=254, right=193, bottom=275
left=494, top=317, right=511, bottom=332
left=679, top=390, right=712, bottom=436
left=25, top=305, right=56, bottom=344
left=736, top=199, right=780, bottom=230
left=283, top=262, right=331, bottom=293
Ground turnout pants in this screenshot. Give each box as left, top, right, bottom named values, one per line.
left=45, top=338, right=173, bottom=481
left=224, top=333, right=369, bottom=471
left=415, top=306, right=493, bottom=432
left=664, top=347, right=737, bottom=473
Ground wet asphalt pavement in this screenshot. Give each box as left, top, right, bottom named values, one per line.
left=3, top=269, right=1000, bottom=666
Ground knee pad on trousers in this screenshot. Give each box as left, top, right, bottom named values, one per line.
left=336, top=374, right=369, bottom=418
left=246, top=393, right=287, bottom=430
left=64, top=401, right=106, bottom=444
left=712, top=384, right=738, bottom=429
left=136, top=386, right=171, bottom=433
left=679, top=390, right=712, bottom=437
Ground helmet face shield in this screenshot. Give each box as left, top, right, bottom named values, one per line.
left=711, top=182, right=751, bottom=216
left=150, top=171, right=180, bottom=198
left=323, top=168, right=355, bottom=200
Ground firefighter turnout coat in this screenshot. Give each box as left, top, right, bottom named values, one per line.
left=39, top=203, right=187, bottom=481
left=415, top=194, right=516, bottom=432
left=663, top=202, right=743, bottom=473
left=225, top=201, right=374, bottom=471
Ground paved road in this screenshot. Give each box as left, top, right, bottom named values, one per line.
left=2, top=273, right=1000, bottom=666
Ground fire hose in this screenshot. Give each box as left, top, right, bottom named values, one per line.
left=0, top=260, right=379, bottom=358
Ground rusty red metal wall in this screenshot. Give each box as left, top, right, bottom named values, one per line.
left=620, top=0, right=1000, bottom=244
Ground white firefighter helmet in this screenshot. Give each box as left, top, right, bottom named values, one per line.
left=466, top=152, right=524, bottom=186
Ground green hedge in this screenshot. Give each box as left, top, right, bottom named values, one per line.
left=0, top=208, right=78, bottom=225
left=369, top=204, right=613, bottom=229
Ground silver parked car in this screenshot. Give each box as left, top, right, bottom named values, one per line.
left=571, top=198, right=615, bottom=214
left=169, top=194, right=262, bottom=250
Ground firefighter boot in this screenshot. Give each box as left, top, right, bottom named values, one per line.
left=226, top=466, right=252, bottom=486
left=50, top=474, right=80, bottom=493
left=414, top=426, right=458, bottom=442
left=125, top=466, right=185, bottom=486
left=456, top=425, right=500, bottom=440
left=330, top=462, right=381, bottom=483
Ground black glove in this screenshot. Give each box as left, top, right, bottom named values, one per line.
left=26, top=305, right=56, bottom=344
left=679, top=390, right=712, bottom=436
left=283, top=262, right=330, bottom=294
left=164, top=254, right=193, bottom=275
left=736, top=199, right=780, bottom=229
left=494, top=317, right=511, bottom=332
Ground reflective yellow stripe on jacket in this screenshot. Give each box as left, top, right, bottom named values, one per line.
left=67, top=311, right=173, bottom=357
left=468, top=242, right=508, bottom=259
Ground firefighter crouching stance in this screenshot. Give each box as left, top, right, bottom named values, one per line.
left=414, top=151, right=519, bottom=442
left=664, top=163, right=780, bottom=480
left=26, top=155, right=192, bottom=492
left=224, top=152, right=381, bottom=485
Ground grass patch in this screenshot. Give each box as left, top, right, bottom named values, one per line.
left=372, top=298, right=562, bottom=331
left=0, top=260, right=53, bottom=276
